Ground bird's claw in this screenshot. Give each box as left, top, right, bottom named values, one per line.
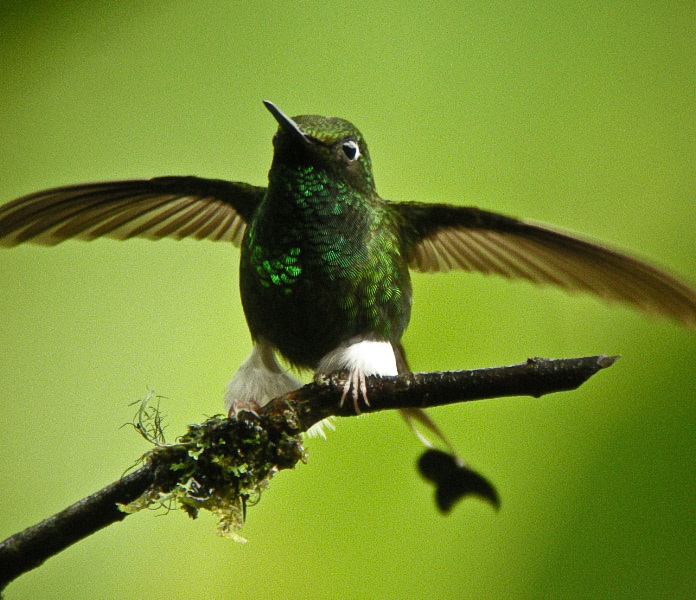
left=227, top=398, right=261, bottom=420
left=339, top=367, right=370, bottom=414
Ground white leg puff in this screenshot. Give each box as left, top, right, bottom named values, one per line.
left=224, top=342, right=302, bottom=417
left=316, top=339, right=398, bottom=413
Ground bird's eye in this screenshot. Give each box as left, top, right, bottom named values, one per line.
left=341, top=139, right=360, bottom=162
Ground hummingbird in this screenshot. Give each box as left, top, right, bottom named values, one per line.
left=1, top=101, right=695, bottom=507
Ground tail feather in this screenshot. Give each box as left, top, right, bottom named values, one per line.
left=394, top=343, right=464, bottom=465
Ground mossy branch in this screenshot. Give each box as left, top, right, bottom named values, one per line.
left=0, top=355, right=617, bottom=591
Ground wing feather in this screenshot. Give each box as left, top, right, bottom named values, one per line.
left=394, top=202, right=696, bottom=328
left=0, top=177, right=266, bottom=247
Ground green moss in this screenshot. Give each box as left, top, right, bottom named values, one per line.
left=120, top=413, right=305, bottom=542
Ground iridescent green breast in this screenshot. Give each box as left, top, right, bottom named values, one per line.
left=239, top=164, right=411, bottom=368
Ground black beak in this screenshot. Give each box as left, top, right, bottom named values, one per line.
left=263, top=100, right=311, bottom=145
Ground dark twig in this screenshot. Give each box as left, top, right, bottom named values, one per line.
left=0, top=467, right=155, bottom=589
left=277, top=355, right=619, bottom=431
left=0, top=355, right=617, bottom=591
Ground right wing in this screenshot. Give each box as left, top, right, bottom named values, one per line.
left=392, top=202, right=696, bottom=329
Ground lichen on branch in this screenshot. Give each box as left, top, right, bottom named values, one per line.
left=121, top=411, right=306, bottom=541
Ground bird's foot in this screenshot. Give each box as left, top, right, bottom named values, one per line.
left=317, top=339, right=397, bottom=414
left=227, top=397, right=261, bottom=420
left=224, top=343, right=303, bottom=419
left=339, top=367, right=370, bottom=414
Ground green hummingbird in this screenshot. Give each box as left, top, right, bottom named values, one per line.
left=1, top=101, right=695, bottom=503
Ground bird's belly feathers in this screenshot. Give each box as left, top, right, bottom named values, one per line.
left=239, top=235, right=411, bottom=369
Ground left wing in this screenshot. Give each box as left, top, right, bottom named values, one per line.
left=0, top=176, right=266, bottom=247
left=393, top=202, right=696, bottom=329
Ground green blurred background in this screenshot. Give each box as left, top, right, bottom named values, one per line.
left=1, top=2, right=694, bottom=598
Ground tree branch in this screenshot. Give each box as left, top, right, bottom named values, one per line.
left=279, top=355, right=619, bottom=430
left=0, top=468, right=155, bottom=589
left=0, top=355, right=617, bottom=591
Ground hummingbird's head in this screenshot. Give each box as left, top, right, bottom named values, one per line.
left=263, top=101, right=376, bottom=196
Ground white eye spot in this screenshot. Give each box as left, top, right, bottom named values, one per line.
left=341, top=139, right=360, bottom=162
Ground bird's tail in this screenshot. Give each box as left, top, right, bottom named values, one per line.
left=394, top=342, right=499, bottom=511
left=394, top=343, right=464, bottom=466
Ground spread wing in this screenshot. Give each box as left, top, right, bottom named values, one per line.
left=0, top=176, right=266, bottom=247
left=393, top=202, right=696, bottom=328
